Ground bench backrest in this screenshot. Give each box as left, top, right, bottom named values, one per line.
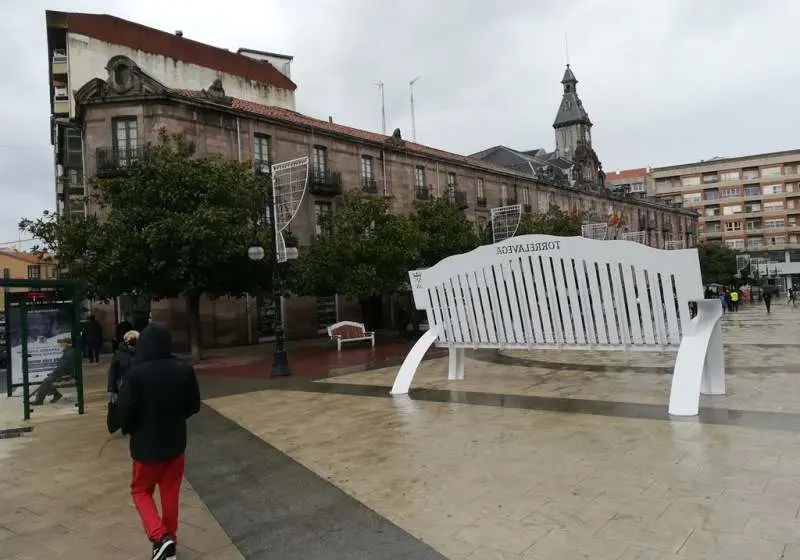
left=408, top=234, right=703, bottom=349
left=328, top=321, right=366, bottom=339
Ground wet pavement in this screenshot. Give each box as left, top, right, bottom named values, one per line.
left=202, top=301, right=800, bottom=559
left=2, top=301, right=800, bottom=558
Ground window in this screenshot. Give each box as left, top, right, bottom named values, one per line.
left=447, top=172, right=456, bottom=189
left=27, top=265, right=41, bottom=280
left=789, top=250, right=800, bottom=262
left=768, top=236, right=786, bottom=246
left=360, top=155, right=374, bottom=181
left=500, top=184, right=508, bottom=203
left=521, top=187, right=530, bottom=205
left=704, top=207, right=720, bottom=217
left=253, top=134, right=271, bottom=169
left=722, top=205, right=741, bottom=215
left=683, top=193, right=701, bottom=203
left=743, top=185, right=760, bottom=196
left=65, top=128, right=83, bottom=168
left=744, top=203, right=761, bottom=213
left=764, top=200, right=784, bottom=212
left=313, top=200, right=332, bottom=236
left=704, top=190, right=719, bottom=200
left=748, top=238, right=763, bottom=249
left=742, top=168, right=759, bottom=180
left=2, top=268, right=8, bottom=279
left=476, top=178, right=485, bottom=199
left=312, top=146, right=327, bottom=174
left=725, top=221, right=742, bottom=232
left=762, top=166, right=782, bottom=178
left=702, top=172, right=718, bottom=183
left=414, top=166, right=426, bottom=188
left=765, top=218, right=785, bottom=229
left=630, top=182, right=645, bottom=193
left=763, top=184, right=783, bottom=195
left=682, top=176, right=701, bottom=187
left=746, top=221, right=760, bottom=230
left=721, top=187, right=739, bottom=198
left=112, top=117, right=137, bottom=155
left=725, top=239, right=744, bottom=249
left=720, top=170, right=739, bottom=182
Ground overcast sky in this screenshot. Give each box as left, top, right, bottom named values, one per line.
left=1, top=0, right=798, bottom=247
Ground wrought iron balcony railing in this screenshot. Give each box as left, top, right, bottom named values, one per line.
left=361, top=178, right=378, bottom=194
left=309, top=168, right=342, bottom=196
left=444, top=189, right=467, bottom=208
left=95, top=146, right=146, bottom=177
left=414, top=186, right=430, bottom=200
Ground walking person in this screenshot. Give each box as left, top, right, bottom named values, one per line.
left=117, top=323, right=201, bottom=560
left=730, top=289, right=739, bottom=312
left=107, top=330, right=138, bottom=402
left=113, top=314, right=134, bottom=353
left=763, top=290, right=773, bottom=314
left=86, top=314, right=103, bottom=363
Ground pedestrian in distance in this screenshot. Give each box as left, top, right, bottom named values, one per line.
left=763, top=291, right=773, bottom=314
left=107, top=329, right=138, bottom=403
left=117, top=322, right=201, bottom=560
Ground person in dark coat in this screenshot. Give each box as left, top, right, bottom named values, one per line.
left=31, top=338, right=76, bottom=405
left=86, top=315, right=103, bottom=363
left=117, top=323, right=201, bottom=560
left=113, top=315, right=134, bottom=353
left=107, top=329, right=139, bottom=402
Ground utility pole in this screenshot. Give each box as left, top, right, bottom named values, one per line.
left=409, top=76, right=420, bottom=142
left=376, top=81, right=386, bottom=135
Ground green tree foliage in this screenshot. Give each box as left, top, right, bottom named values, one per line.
left=411, top=199, right=480, bottom=266
left=288, top=193, right=424, bottom=300
left=516, top=205, right=584, bottom=236
left=697, top=242, right=740, bottom=286
left=20, top=131, right=272, bottom=359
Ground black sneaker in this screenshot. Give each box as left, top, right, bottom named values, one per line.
left=151, top=536, right=176, bottom=560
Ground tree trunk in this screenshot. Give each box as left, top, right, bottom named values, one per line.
left=187, top=293, right=202, bottom=361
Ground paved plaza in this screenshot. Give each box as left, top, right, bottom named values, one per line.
left=1, top=301, right=800, bottom=558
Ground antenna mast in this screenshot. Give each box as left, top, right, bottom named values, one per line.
left=376, top=81, right=386, bottom=135
left=409, top=76, right=420, bottom=142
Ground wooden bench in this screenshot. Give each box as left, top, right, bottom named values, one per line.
left=391, top=234, right=725, bottom=417
left=327, top=321, right=375, bottom=351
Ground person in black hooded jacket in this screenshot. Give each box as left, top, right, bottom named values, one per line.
left=117, top=322, right=201, bottom=560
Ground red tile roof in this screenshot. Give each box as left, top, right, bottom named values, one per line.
left=605, top=168, right=649, bottom=181
left=47, top=11, right=296, bottom=92
left=176, top=89, right=503, bottom=171
left=0, top=250, right=54, bottom=265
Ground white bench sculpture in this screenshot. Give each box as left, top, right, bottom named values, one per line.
left=391, top=234, right=725, bottom=417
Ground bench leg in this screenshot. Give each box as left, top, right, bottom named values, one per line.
left=371, top=334, right=375, bottom=348
left=669, top=300, right=725, bottom=416
left=391, top=327, right=440, bottom=395
left=448, top=347, right=465, bottom=381
left=337, top=339, right=342, bottom=352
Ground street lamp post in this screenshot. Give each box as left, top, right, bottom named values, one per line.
left=248, top=240, right=290, bottom=376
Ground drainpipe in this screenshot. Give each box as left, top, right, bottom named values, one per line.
left=237, top=117, right=253, bottom=345
left=435, top=161, right=440, bottom=197
left=381, top=149, right=388, bottom=196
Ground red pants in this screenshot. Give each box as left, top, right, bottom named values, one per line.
left=131, top=454, right=185, bottom=542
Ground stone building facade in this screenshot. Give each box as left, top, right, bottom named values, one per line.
left=68, top=55, right=698, bottom=348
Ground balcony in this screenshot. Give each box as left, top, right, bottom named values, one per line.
left=52, top=49, right=68, bottom=74
left=253, top=159, right=271, bottom=176
left=95, top=146, right=146, bottom=177
left=502, top=198, right=518, bottom=206
left=309, top=168, right=342, bottom=196
left=444, top=189, right=468, bottom=209
left=476, top=197, right=487, bottom=208
left=414, top=186, right=430, bottom=200
left=361, top=178, right=378, bottom=194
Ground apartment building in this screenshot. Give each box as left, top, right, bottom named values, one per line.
left=650, top=149, right=800, bottom=289
left=0, top=251, right=59, bottom=311
left=64, top=53, right=696, bottom=348
left=605, top=168, right=649, bottom=195
left=45, top=10, right=296, bottom=218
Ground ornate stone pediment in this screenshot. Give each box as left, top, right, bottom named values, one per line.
left=75, top=55, right=169, bottom=106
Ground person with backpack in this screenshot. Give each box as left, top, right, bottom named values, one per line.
left=107, top=330, right=138, bottom=402
left=116, top=323, right=201, bottom=560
